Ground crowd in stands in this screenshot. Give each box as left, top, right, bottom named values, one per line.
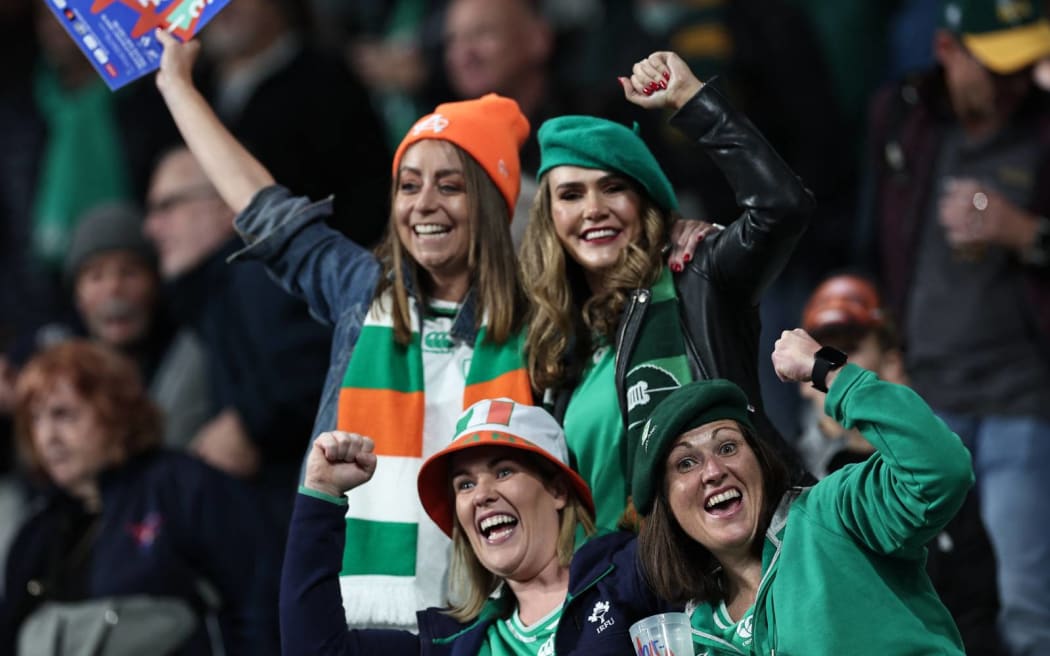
left=1, top=0, right=1048, bottom=653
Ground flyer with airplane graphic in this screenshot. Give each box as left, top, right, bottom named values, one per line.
left=43, top=0, right=230, bottom=90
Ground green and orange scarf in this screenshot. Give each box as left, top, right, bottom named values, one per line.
left=336, top=290, right=531, bottom=627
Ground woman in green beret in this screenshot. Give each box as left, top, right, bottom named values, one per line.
left=519, top=51, right=814, bottom=531
left=630, top=328, right=972, bottom=654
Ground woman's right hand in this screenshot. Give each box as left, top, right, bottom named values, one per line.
left=304, top=431, right=377, bottom=498
left=668, top=218, right=723, bottom=272
left=619, top=51, right=704, bottom=112
left=155, top=28, right=200, bottom=96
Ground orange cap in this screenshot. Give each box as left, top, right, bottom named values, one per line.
left=392, top=94, right=529, bottom=220
left=802, top=275, right=884, bottom=334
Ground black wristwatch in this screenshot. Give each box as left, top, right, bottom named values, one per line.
left=811, top=346, right=848, bottom=393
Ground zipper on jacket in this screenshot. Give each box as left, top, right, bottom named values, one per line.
left=614, top=289, right=650, bottom=421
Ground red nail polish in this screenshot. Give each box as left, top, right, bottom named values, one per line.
left=673, top=263, right=682, bottom=272
left=643, top=88, right=652, bottom=96
left=683, top=253, right=691, bottom=262
left=662, top=71, right=670, bottom=80
left=696, top=233, right=705, bottom=241
left=659, top=80, right=667, bottom=90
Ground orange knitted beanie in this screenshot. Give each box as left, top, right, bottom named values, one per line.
left=392, top=93, right=529, bottom=219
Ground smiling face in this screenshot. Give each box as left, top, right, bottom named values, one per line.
left=664, top=419, right=765, bottom=562
left=395, top=140, right=473, bottom=300
left=547, top=166, right=643, bottom=293
left=451, top=447, right=567, bottom=583
left=29, top=380, right=122, bottom=500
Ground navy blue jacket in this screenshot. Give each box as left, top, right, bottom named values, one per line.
left=168, top=238, right=331, bottom=463
left=281, top=494, right=672, bottom=655
left=0, top=450, right=280, bottom=655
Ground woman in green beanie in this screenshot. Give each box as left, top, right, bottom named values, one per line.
left=519, top=51, right=814, bottom=531
left=631, top=329, right=972, bottom=654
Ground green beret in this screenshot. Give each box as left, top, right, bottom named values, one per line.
left=632, top=379, right=756, bottom=516
left=536, top=115, right=678, bottom=213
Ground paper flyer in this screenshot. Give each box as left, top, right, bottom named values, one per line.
left=42, top=0, right=231, bottom=90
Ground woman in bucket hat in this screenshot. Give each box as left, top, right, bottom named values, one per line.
left=519, top=50, right=815, bottom=532
left=154, top=32, right=534, bottom=631
left=631, top=329, right=973, bottom=654
left=281, top=399, right=670, bottom=655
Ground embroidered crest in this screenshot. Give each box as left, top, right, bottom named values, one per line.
left=126, top=511, right=163, bottom=548
left=640, top=419, right=655, bottom=453
left=737, top=615, right=753, bottom=640
left=538, top=635, right=555, bottom=656
left=625, top=364, right=680, bottom=412
left=588, top=600, right=610, bottom=624
left=411, top=113, right=450, bottom=136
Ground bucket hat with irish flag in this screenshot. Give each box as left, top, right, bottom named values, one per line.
left=417, top=398, right=594, bottom=537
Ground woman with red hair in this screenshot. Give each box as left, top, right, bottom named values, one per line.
left=0, top=340, right=278, bottom=655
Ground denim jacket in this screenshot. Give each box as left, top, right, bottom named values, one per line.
left=231, top=185, right=481, bottom=438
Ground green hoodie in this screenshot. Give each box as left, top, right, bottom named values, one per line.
left=689, top=365, right=973, bottom=655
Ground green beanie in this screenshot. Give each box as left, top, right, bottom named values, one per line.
left=632, top=379, right=756, bottom=516
left=536, top=115, right=679, bottom=213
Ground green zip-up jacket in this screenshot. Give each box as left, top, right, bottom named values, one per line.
left=689, top=364, right=973, bottom=655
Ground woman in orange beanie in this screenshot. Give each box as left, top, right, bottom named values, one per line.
left=154, top=30, right=533, bottom=633
left=520, top=51, right=815, bottom=532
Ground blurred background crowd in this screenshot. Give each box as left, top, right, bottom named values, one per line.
left=0, top=0, right=1048, bottom=653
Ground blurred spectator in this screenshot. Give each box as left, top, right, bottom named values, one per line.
left=64, top=203, right=211, bottom=448
left=0, top=340, right=278, bottom=655
left=440, top=0, right=556, bottom=244
left=0, top=2, right=177, bottom=352
left=198, top=0, right=392, bottom=248
left=888, top=0, right=941, bottom=79
left=143, top=146, right=331, bottom=531
left=796, top=273, right=1005, bottom=654
left=862, top=1, right=1050, bottom=652
left=342, top=0, right=448, bottom=146
left=787, top=0, right=893, bottom=154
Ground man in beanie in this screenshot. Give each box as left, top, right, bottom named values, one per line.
left=794, top=273, right=1004, bottom=654
left=65, top=202, right=211, bottom=448
left=862, top=1, right=1050, bottom=650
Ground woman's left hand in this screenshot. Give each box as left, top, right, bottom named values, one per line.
left=619, top=51, right=704, bottom=112
left=668, top=218, right=723, bottom=272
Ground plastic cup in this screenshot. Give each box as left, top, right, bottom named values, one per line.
left=629, top=612, right=693, bottom=656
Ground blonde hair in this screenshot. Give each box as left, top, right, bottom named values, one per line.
left=373, top=143, right=525, bottom=345
left=519, top=175, right=669, bottom=391
left=444, top=464, right=596, bottom=622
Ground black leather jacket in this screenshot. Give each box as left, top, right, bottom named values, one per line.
left=559, top=85, right=815, bottom=471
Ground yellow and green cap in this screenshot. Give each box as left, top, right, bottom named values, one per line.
left=942, top=0, right=1050, bottom=73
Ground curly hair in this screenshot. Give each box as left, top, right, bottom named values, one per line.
left=519, top=174, right=669, bottom=391
left=373, top=142, right=525, bottom=346
left=14, top=340, right=162, bottom=482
